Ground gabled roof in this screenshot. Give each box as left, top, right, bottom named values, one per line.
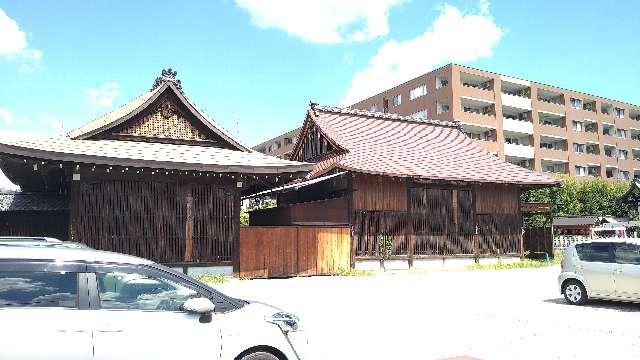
left=66, top=82, right=250, bottom=152
left=292, top=105, right=560, bottom=186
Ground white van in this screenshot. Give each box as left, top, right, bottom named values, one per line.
left=558, top=239, right=640, bottom=305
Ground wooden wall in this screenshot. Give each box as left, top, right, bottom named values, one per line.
left=250, top=196, right=350, bottom=226
left=353, top=174, right=407, bottom=211
left=238, top=226, right=350, bottom=278
left=70, top=175, right=238, bottom=264
left=0, top=211, right=68, bottom=240
left=474, top=183, right=519, bottom=214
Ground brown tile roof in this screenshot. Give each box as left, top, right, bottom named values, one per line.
left=300, top=105, right=560, bottom=186
left=0, top=138, right=312, bottom=174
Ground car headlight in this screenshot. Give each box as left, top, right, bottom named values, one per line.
left=266, top=311, right=300, bottom=333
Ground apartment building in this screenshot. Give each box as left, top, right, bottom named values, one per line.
left=348, top=63, right=640, bottom=180
left=253, top=127, right=300, bottom=159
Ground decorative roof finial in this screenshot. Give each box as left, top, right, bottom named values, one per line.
left=151, top=68, right=183, bottom=93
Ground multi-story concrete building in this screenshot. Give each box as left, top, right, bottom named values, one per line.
left=253, top=127, right=300, bottom=159
left=255, top=63, right=640, bottom=180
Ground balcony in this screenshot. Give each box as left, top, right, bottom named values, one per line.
left=506, top=157, right=533, bottom=170
left=536, top=88, right=565, bottom=112
left=504, top=143, right=534, bottom=158
left=503, top=117, right=533, bottom=134
left=541, top=159, right=568, bottom=174
left=501, top=78, right=531, bottom=111
left=502, top=93, right=532, bottom=110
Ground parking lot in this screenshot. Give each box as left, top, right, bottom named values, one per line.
left=216, top=266, right=640, bottom=360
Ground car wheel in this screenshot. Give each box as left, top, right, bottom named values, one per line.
left=239, top=351, right=279, bottom=360
left=563, top=280, right=587, bottom=305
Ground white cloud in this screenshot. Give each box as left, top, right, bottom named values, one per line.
left=235, top=0, right=405, bottom=44
left=0, top=108, right=12, bottom=123
left=341, top=0, right=503, bottom=105
left=85, top=81, right=121, bottom=107
left=39, top=114, right=64, bottom=133
left=0, top=8, right=43, bottom=70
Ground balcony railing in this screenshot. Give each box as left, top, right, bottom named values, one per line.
left=462, top=82, right=492, bottom=91
left=538, top=97, right=564, bottom=105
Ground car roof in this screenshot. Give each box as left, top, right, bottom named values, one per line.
left=0, top=246, right=154, bottom=265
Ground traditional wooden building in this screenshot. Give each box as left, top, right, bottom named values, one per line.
left=249, top=104, right=560, bottom=266
left=0, top=72, right=311, bottom=267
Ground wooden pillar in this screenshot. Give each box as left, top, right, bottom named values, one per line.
left=406, top=179, right=414, bottom=269
left=232, top=191, right=241, bottom=275
left=184, top=185, right=194, bottom=263
left=68, top=166, right=80, bottom=242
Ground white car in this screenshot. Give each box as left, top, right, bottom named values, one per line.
left=558, top=239, right=640, bottom=305
left=0, top=244, right=308, bottom=360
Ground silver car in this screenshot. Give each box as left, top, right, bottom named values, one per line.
left=558, top=239, right=640, bottom=305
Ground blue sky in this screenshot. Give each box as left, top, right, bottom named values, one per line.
left=0, top=0, right=639, bottom=151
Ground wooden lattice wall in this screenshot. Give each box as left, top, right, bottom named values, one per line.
left=70, top=178, right=237, bottom=264
left=119, top=98, right=208, bottom=141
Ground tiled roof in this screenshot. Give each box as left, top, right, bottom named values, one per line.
left=301, top=105, right=560, bottom=186
left=0, top=138, right=313, bottom=174
left=0, top=193, right=68, bottom=211
left=66, top=83, right=250, bottom=152
left=66, top=86, right=162, bottom=139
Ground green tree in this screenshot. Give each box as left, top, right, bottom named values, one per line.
left=521, top=175, right=637, bottom=227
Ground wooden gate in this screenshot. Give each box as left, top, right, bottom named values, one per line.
left=238, top=226, right=350, bottom=278
left=523, top=227, right=554, bottom=259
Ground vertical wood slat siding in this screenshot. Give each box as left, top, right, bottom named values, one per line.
left=353, top=174, right=407, bottom=211
left=0, top=211, right=68, bottom=240
left=72, top=179, right=234, bottom=263
left=238, top=226, right=350, bottom=278
left=353, top=182, right=522, bottom=258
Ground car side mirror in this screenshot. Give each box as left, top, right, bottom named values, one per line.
left=182, top=297, right=216, bottom=320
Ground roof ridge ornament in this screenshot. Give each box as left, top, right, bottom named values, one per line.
left=151, top=68, right=183, bottom=93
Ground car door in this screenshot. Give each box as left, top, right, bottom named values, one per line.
left=574, top=242, right=615, bottom=296
left=0, top=261, right=93, bottom=360
left=87, top=264, right=221, bottom=360
left=612, top=242, right=640, bottom=299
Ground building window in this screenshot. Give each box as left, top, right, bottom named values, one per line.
left=621, top=171, right=630, bottom=180
left=284, top=137, right=292, bottom=145
left=603, top=125, right=615, bottom=136
left=437, top=102, right=449, bottom=114
left=606, top=168, right=617, bottom=178
left=572, top=121, right=583, bottom=132
left=505, top=137, right=520, bottom=145
left=570, top=98, right=582, bottom=109
left=369, top=104, right=379, bottom=112
left=411, top=109, right=427, bottom=119
left=575, top=166, right=586, bottom=176
left=619, top=149, right=628, bottom=160
left=586, top=143, right=598, bottom=155
left=617, top=129, right=627, bottom=138
left=409, top=85, right=427, bottom=100
left=436, top=76, right=449, bottom=89
left=543, top=165, right=555, bottom=173
left=392, top=94, right=402, bottom=107
left=573, top=143, right=585, bottom=154
left=588, top=166, right=600, bottom=177
left=615, top=107, right=625, bottom=118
